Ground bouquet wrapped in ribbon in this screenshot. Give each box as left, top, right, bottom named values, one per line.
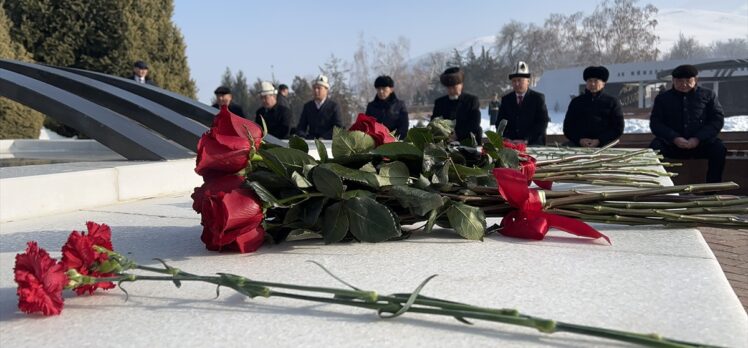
left=191, top=107, right=748, bottom=253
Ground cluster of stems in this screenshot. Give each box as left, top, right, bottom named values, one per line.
left=402, top=181, right=748, bottom=229
left=82, top=252, right=717, bottom=348
left=528, top=141, right=680, bottom=188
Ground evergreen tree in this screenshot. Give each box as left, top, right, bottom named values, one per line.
left=3, top=0, right=196, bottom=97
left=290, top=76, right=312, bottom=123
left=0, top=2, right=44, bottom=139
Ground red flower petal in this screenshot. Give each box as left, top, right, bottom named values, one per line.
left=14, top=242, right=67, bottom=316
left=61, top=223, right=116, bottom=295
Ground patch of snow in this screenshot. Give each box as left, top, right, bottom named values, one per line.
left=38, top=127, right=75, bottom=140
left=410, top=110, right=748, bottom=136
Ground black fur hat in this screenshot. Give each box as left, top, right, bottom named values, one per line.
left=214, top=86, right=231, bottom=95
left=583, top=66, right=609, bottom=82
left=672, top=65, right=698, bottom=78
left=374, top=75, right=394, bottom=88
left=440, top=67, right=464, bottom=87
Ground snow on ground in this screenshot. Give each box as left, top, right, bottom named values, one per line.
left=38, top=127, right=73, bottom=140
left=410, top=109, right=748, bottom=136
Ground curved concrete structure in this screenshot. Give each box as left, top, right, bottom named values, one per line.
left=0, top=68, right=193, bottom=160
left=0, top=60, right=207, bottom=152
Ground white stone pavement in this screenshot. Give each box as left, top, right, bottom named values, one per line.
left=1, top=191, right=747, bottom=347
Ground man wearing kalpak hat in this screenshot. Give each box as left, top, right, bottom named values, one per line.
left=212, top=86, right=245, bottom=117
left=649, top=64, right=726, bottom=183
left=497, top=61, right=549, bottom=146
left=295, top=74, right=343, bottom=140
left=431, top=67, right=482, bottom=144
left=255, top=81, right=292, bottom=139
left=563, top=66, right=624, bottom=147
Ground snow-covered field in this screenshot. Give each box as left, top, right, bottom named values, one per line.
left=410, top=110, right=748, bottom=136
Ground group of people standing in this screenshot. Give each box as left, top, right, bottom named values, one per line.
left=204, top=60, right=725, bottom=184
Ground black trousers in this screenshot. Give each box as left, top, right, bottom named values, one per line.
left=649, top=137, right=727, bottom=183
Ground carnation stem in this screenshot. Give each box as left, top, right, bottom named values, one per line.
left=91, top=258, right=715, bottom=348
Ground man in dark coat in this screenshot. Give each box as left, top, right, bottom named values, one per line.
left=365, top=75, right=409, bottom=139
left=497, top=61, right=549, bottom=146
left=255, top=81, right=292, bottom=139
left=431, top=67, right=482, bottom=144
left=295, top=74, right=343, bottom=140
left=649, top=64, right=726, bottom=183
left=277, top=84, right=291, bottom=108
left=212, top=86, right=245, bottom=118
left=563, top=66, right=624, bottom=147
left=131, top=61, right=157, bottom=86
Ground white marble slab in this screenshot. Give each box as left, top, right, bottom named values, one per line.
left=1, top=194, right=746, bottom=348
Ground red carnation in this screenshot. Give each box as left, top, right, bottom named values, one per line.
left=199, top=186, right=265, bottom=253
left=349, top=113, right=396, bottom=146
left=196, top=106, right=264, bottom=180
left=61, top=222, right=116, bottom=295
left=14, top=242, right=67, bottom=316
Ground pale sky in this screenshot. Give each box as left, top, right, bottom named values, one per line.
left=172, top=0, right=748, bottom=103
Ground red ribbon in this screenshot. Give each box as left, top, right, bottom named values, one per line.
left=518, top=155, right=553, bottom=190
left=493, top=168, right=610, bottom=244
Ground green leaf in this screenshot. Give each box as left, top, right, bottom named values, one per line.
left=314, top=138, right=328, bottom=162
left=497, top=148, right=520, bottom=169
left=431, top=164, right=450, bottom=185
left=246, top=169, right=295, bottom=191
left=484, top=130, right=504, bottom=149
left=452, top=164, right=490, bottom=178
left=318, top=163, right=379, bottom=188
left=288, top=135, right=309, bottom=153
left=312, top=166, right=344, bottom=198
left=332, top=128, right=375, bottom=158
left=291, top=171, right=312, bottom=189
left=423, top=143, right=449, bottom=173
left=299, top=197, right=327, bottom=226
left=389, top=185, right=444, bottom=216
left=359, top=162, right=376, bottom=173
left=424, top=208, right=439, bottom=233
left=415, top=174, right=431, bottom=189
left=247, top=181, right=285, bottom=208
left=346, top=197, right=401, bottom=242
left=260, top=147, right=318, bottom=177
left=286, top=229, right=323, bottom=241
left=377, top=161, right=410, bottom=186
left=341, top=190, right=375, bottom=200
left=322, top=202, right=349, bottom=244
left=428, top=118, right=454, bottom=138
left=406, top=127, right=434, bottom=151
left=370, top=142, right=423, bottom=161
left=446, top=202, right=486, bottom=241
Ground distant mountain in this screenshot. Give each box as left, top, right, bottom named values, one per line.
left=409, top=8, right=747, bottom=65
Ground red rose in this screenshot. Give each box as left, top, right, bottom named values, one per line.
left=61, top=222, right=116, bottom=295
left=196, top=106, right=263, bottom=180
left=199, top=186, right=265, bottom=253
left=191, top=175, right=246, bottom=214
left=349, top=113, right=396, bottom=146
left=14, top=242, right=67, bottom=316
